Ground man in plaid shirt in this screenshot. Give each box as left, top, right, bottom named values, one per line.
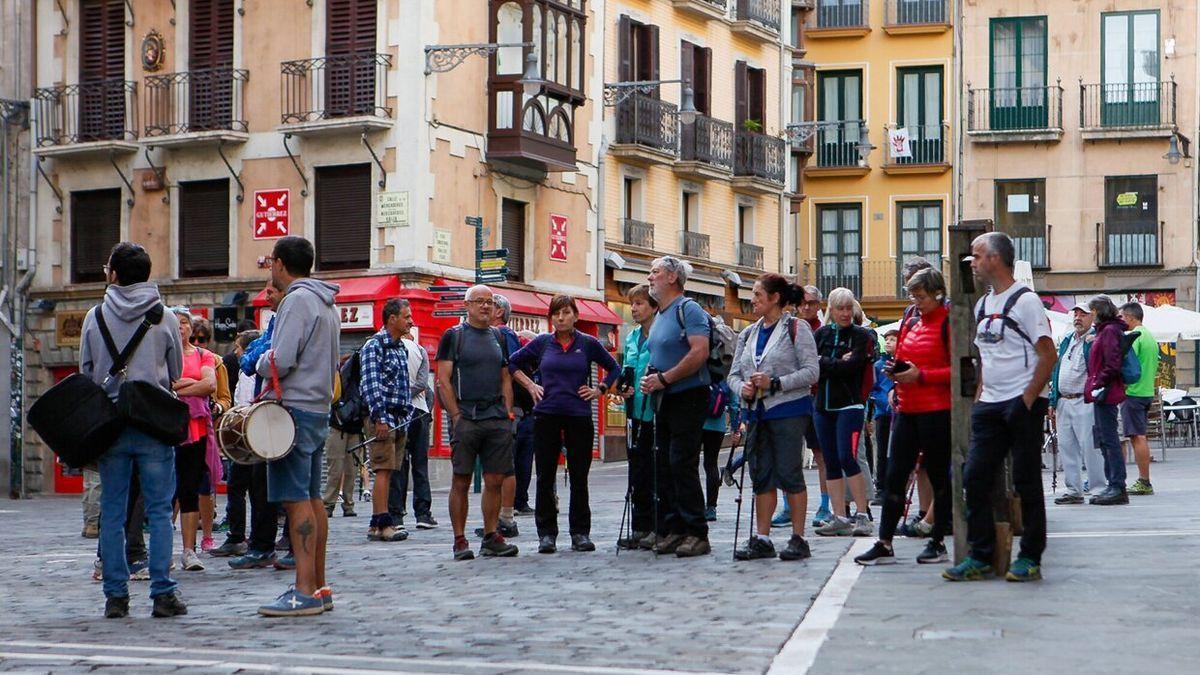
left=360, top=298, right=413, bottom=542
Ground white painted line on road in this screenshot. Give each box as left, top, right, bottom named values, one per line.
left=766, top=539, right=872, bottom=675
left=0, top=651, right=445, bottom=674
left=1047, top=529, right=1200, bottom=539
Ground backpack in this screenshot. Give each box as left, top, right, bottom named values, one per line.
left=331, top=347, right=369, bottom=434
left=1119, top=331, right=1142, bottom=385
left=677, top=298, right=734, bottom=383
left=975, top=286, right=1035, bottom=366
left=706, top=380, right=730, bottom=420
left=437, top=324, right=510, bottom=409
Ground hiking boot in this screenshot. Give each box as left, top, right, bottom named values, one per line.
left=228, top=550, right=276, bottom=570
left=1091, top=487, right=1129, bottom=505
left=325, top=505, right=335, bottom=518
left=854, top=541, right=896, bottom=566
left=1054, top=492, right=1085, bottom=505
left=342, top=507, right=357, bottom=517
left=480, top=532, right=519, bottom=557
left=734, top=536, right=777, bottom=561
left=771, top=506, right=792, bottom=528
left=618, top=530, right=649, bottom=550
left=83, top=522, right=99, bottom=539
left=475, top=520, right=519, bottom=538
left=538, top=535, right=557, bottom=554
left=637, top=531, right=658, bottom=550
left=151, top=592, right=189, bottom=618
left=210, top=539, right=248, bottom=557
left=1006, top=557, right=1043, bottom=582
left=257, top=588, right=322, bottom=617
left=851, top=513, right=875, bottom=537
left=812, top=505, right=832, bottom=528
left=913, top=519, right=933, bottom=537
left=416, top=515, right=438, bottom=529
left=570, top=534, right=596, bottom=552
left=654, top=533, right=684, bottom=555
left=1128, top=478, right=1154, bottom=496
left=815, top=516, right=853, bottom=537
left=942, top=557, right=993, bottom=581
left=514, top=505, right=535, bottom=516
left=898, top=514, right=923, bottom=537
left=916, top=540, right=948, bottom=565
left=104, top=596, right=129, bottom=618
left=453, top=537, right=475, bottom=561
left=779, top=535, right=812, bottom=561
left=675, top=535, right=711, bottom=558
left=377, top=525, right=409, bottom=542
left=704, top=506, right=717, bottom=522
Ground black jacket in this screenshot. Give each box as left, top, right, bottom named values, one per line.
left=813, top=323, right=876, bottom=412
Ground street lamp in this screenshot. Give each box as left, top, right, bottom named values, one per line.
left=602, top=80, right=698, bottom=123
left=785, top=121, right=875, bottom=163
left=1164, top=130, right=1191, bottom=165
left=520, top=53, right=544, bottom=98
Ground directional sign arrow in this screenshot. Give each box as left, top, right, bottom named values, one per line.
left=437, top=293, right=466, bottom=302
left=433, top=309, right=468, bottom=318
left=478, top=258, right=507, bottom=270
left=465, top=216, right=483, bottom=227
left=428, top=285, right=469, bottom=293
left=477, top=248, right=509, bottom=260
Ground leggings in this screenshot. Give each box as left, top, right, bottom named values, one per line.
left=813, top=408, right=865, bottom=481
left=879, top=411, right=950, bottom=542
left=533, top=414, right=595, bottom=538
left=700, top=430, right=723, bottom=509
left=174, top=438, right=207, bottom=514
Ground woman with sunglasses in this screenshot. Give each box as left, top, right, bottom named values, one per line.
left=171, top=309, right=218, bottom=571
left=189, top=318, right=224, bottom=552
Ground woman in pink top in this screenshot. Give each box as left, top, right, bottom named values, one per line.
left=171, top=309, right=217, bottom=572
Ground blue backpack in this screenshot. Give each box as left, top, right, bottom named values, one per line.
left=1119, top=332, right=1142, bottom=385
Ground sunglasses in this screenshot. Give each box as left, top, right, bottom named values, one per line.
left=190, top=335, right=210, bottom=345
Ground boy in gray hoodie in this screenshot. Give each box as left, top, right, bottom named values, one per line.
left=78, top=242, right=188, bottom=619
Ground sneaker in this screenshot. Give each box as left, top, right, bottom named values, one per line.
left=475, top=520, right=519, bottom=539
left=637, top=531, right=658, bottom=550
left=1128, top=478, right=1154, bottom=496
left=200, top=536, right=215, bottom=553
left=128, top=559, right=150, bottom=581
left=182, top=548, right=205, bottom=571
left=916, top=540, right=948, bottom=565
left=771, top=506, right=792, bottom=528
left=325, top=505, right=335, bottom=517
left=913, top=519, right=933, bottom=538
left=1006, top=557, right=1043, bottom=582
left=1091, top=488, right=1129, bottom=505
left=83, top=522, right=99, bottom=539
left=342, top=508, right=357, bottom=517
left=275, top=534, right=290, bottom=552
left=514, top=505, right=535, bottom=516
left=779, top=535, right=812, bottom=561
left=815, top=516, right=854, bottom=537
left=654, top=533, right=684, bottom=555
left=854, top=541, right=896, bottom=566
left=675, top=535, right=711, bottom=558
left=151, top=592, right=189, bottom=618
left=480, top=532, right=519, bottom=557
left=104, top=596, right=129, bottom=619
left=314, top=586, right=334, bottom=612
left=734, top=536, right=777, bottom=561
left=1054, top=492, right=1085, bottom=505
left=570, top=534, right=596, bottom=552
left=258, top=587, right=323, bottom=617
left=273, top=553, right=296, bottom=570
left=210, top=539, right=248, bottom=557
left=898, top=514, right=922, bottom=537
left=416, top=515, right=439, bottom=529
left=704, top=506, right=717, bottom=522
left=91, top=557, right=102, bottom=582
left=538, top=535, right=557, bottom=554
left=942, top=556, right=993, bottom=581
left=812, top=505, right=832, bottom=528
left=453, top=537, right=475, bottom=561
left=618, top=531, right=649, bottom=550
left=229, top=550, right=276, bottom=570
left=851, top=513, right=875, bottom=537
left=377, top=525, right=409, bottom=542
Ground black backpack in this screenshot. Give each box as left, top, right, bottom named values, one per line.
left=975, top=286, right=1036, bottom=366
left=331, top=345, right=369, bottom=434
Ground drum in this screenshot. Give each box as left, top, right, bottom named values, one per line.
left=217, top=402, right=296, bottom=465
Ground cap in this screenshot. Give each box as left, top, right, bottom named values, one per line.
left=1069, top=302, right=1089, bottom=313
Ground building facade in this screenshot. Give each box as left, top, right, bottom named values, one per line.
left=961, top=0, right=1198, bottom=384
left=794, top=0, right=953, bottom=320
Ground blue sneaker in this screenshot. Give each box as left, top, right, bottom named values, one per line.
left=942, top=556, right=994, bottom=581
left=257, top=587, right=324, bottom=617
left=1006, top=557, right=1042, bottom=582
left=273, top=553, right=296, bottom=570
left=812, top=505, right=832, bottom=528
left=770, top=505, right=792, bottom=528
left=228, top=550, right=276, bottom=570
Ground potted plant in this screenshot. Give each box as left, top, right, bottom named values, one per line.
left=741, top=118, right=763, bottom=133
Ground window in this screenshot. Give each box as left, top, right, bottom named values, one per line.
left=315, top=164, right=371, bottom=271
left=897, top=202, right=942, bottom=293
left=179, top=179, right=230, bottom=277
left=737, top=204, right=754, bottom=244
left=791, top=81, right=807, bottom=125
left=817, top=204, right=862, bottom=296
left=617, top=16, right=659, bottom=91
left=896, top=0, right=946, bottom=25
left=789, top=154, right=801, bottom=193
left=682, top=191, right=699, bottom=233
left=1104, top=175, right=1159, bottom=267
left=502, top=198, right=527, bottom=282
left=817, top=0, right=864, bottom=29
left=189, top=0, right=235, bottom=132
left=79, top=0, right=126, bottom=142
left=989, top=17, right=1047, bottom=129
left=896, top=66, right=943, bottom=164
left=818, top=70, right=862, bottom=166
left=1101, top=11, right=1160, bottom=127
left=325, top=0, right=378, bottom=117
left=790, top=6, right=804, bottom=49
left=735, top=62, right=767, bottom=129
left=71, top=189, right=121, bottom=284
left=622, top=176, right=642, bottom=219
left=680, top=41, right=711, bottom=116
left=994, top=179, right=1047, bottom=268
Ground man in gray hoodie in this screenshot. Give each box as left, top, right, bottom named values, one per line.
left=78, top=242, right=188, bottom=619
left=254, top=236, right=340, bottom=617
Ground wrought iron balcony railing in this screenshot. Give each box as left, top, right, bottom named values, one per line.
left=814, top=119, right=867, bottom=167
left=884, top=0, right=947, bottom=25
left=883, top=123, right=947, bottom=165
left=280, top=52, right=392, bottom=124
left=622, top=218, right=655, bottom=248
left=144, top=67, right=249, bottom=137
left=734, top=130, right=786, bottom=183
left=738, top=242, right=764, bottom=269
left=815, top=0, right=869, bottom=28
left=614, top=92, right=679, bottom=154
left=1080, top=80, right=1176, bottom=130
left=34, top=79, right=138, bottom=147
left=1098, top=221, right=1162, bottom=268
left=967, top=84, right=1063, bottom=132
left=683, top=230, right=711, bottom=259
left=679, top=114, right=734, bottom=171
left=737, top=0, right=782, bottom=32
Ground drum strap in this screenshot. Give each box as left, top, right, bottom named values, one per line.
left=253, top=353, right=284, bottom=405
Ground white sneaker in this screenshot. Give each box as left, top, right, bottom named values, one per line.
left=851, top=513, right=875, bottom=537
left=815, top=516, right=854, bottom=536
left=182, top=548, right=206, bottom=571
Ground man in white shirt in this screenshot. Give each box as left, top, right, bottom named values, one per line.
left=388, top=307, right=438, bottom=530
left=943, top=232, right=1056, bottom=583
left=1049, top=304, right=1106, bottom=504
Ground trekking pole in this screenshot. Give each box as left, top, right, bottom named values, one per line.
left=345, top=410, right=432, bottom=454
left=902, top=450, right=925, bottom=524
left=616, top=419, right=634, bottom=556
left=731, top=404, right=754, bottom=560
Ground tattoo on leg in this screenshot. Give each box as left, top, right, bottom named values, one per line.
left=297, top=518, right=314, bottom=553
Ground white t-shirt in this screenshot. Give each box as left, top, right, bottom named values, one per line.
left=974, top=283, right=1052, bottom=403
left=402, top=337, right=430, bottom=412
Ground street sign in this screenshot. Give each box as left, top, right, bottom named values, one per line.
left=433, top=309, right=468, bottom=318
left=477, top=248, right=508, bottom=260
left=476, top=273, right=509, bottom=284
left=465, top=216, right=483, bottom=228
left=253, top=189, right=290, bottom=239
left=434, top=302, right=463, bottom=312
left=437, top=293, right=466, bottom=302
left=479, top=258, right=507, bottom=270
left=428, top=285, right=469, bottom=293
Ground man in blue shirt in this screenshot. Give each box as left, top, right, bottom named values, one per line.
left=360, top=298, right=413, bottom=543
left=640, top=256, right=713, bottom=558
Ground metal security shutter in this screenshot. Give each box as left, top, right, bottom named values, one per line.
left=189, top=0, right=234, bottom=131
left=71, top=189, right=121, bottom=284
left=315, top=164, right=371, bottom=271
left=326, top=0, right=377, bottom=116
left=80, top=0, right=125, bottom=141
left=501, top=198, right=526, bottom=282
left=179, top=179, right=230, bottom=277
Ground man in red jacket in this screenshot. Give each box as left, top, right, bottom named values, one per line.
left=1085, top=295, right=1129, bottom=505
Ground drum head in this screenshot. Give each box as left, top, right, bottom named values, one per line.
left=246, top=403, right=296, bottom=461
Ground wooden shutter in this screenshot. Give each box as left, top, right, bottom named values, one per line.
left=501, top=198, right=526, bottom=282
left=189, top=0, right=234, bottom=131
left=749, top=67, right=766, bottom=125
left=315, top=164, right=371, bottom=271
left=326, top=0, right=377, bottom=117
left=617, top=15, right=633, bottom=82
left=71, top=189, right=121, bottom=284
left=647, top=24, right=660, bottom=98
left=80, top=0, right=125, bottom=141
left=696, top=47, right=712, bottom=115
left=179, top=179, right=230, bottom=277
left=734, top=61, right=748, bottom=126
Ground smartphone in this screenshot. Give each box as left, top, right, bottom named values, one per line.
left=890, top=359, right=912, bottom=374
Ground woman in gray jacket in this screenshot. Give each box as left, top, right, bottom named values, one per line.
left=728, top=273, right=821, bottom=561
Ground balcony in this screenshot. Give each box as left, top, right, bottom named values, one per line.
left=622, top=218, right=655, bottom=249
left=671, top=0, right=728, bottom=22
left=798, top=258, right=947, bottom=302
left=966, top=84, right=1064, bottom=143
left=882, top=123, right=949, bottom=174
left=33, top=80, right=139, bottom=157
left=610, top=93, right=679, bottom=167
left=732, top=0, right=782, bottom=42
left=882, top=0, right=949, bottom=34
left=997, top=224, right=1050, bottom=270
left=675, top=114, right=734, bottom=180
left=682, top=230, right=711, bottom=259
left=732, top=130, right=786, bottom=194
left=279, top=53, right=392, bottom=136
left=1080, top=81, right=1177, bottom=141
left=808, top=0, right=870, bottom=38
left=1098, top=221, right=1162, bottom=268
left=143, top=68, right=249, bottom=147
left=806, top=120, right=870, bottom=176
left=737, top=242, right=765, bottom=269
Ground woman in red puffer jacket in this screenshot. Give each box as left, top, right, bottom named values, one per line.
left=855, top=268, right=953, bottom=566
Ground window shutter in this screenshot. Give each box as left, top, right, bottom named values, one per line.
left=697, top=47, right=712, bottom=115
left=179, top=179, right=230, bottom=277
left=189, top=0, right=234, bottom=131
left=326, top=0, right=377, bottom=117
left=750, top=67, right=767, bottom=125
left=680, top=41, right=694, bottom=90
left=617, top=15, right=633, bottom=82
left=501, top=198, right=526, bottom=282
left=80, top=0, right=125, bottom=140
left=734, top=61, right=748, bottom=126
left=315, top=164, right=371, bottom=271
left=647, top=24, right=660, bottom=99
left=71, top=189, right=121, bottom=284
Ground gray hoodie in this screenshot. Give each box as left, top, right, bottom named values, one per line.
left=256, top=277, right=340, bottom=414
left=79, top=282, right=184, bottom=401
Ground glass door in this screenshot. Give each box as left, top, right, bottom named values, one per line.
left=817, top=204, right=862, bottom=296
left=897, top=66, right=943, bottom=164
left=989, top=17, right=1047, bottom=130
left=896, top=202, right=942, bottom=294
left=818, top=70, right=862, bottom=167
left=1102, top=11, right=1160, bottom=127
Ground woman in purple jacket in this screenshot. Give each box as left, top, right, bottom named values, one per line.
left=510, top=295, right=620, bottom=554
left=1084, top=295, right=1129, bottom=505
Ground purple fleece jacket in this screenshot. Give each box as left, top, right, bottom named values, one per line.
left=509, top=331, right=619, bottom=417
left=1085, top=317, right=1128, bottom=405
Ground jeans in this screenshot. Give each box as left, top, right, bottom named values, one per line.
left=966, top=398, right=1048, bottom=565
left=513, top=414, right=536, bottom=510
left=873, top=414, right=892, bottom=494
left=700, top=430, right=723, bottom=509
left=390, top=414, right=433, bottom=519
left=628, top=419, right=656, bottom=533
left=533, top=413, right=594, bottom=538
left=224, top=461, right=252, bottom=543
left=98, top=468, right=146, bottom=563
left=1055, top=398, right=1106, bottom=495
left=814, top=408, right=866, bottom=480
left=248, top=462, right=278, bottom=554
left=653, top=387, right=709, bottom=538
left=880, top=411, right=950, bottom=542
left=98, top=428, right=178, bottom=599
left=1093, top=402, right=1127, bottom=490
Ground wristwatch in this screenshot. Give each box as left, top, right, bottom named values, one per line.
left=656, top=373, right=669, bottom=388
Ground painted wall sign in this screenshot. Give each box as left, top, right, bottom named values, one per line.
left=549, top=213, right=568, bottom=262
left=377, top=191, right=410, bottom=227
left=253, top=189, right=290, bottom=239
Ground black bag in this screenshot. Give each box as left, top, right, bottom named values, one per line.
left=97, top=304, right=190, bottom=446
left=331, top=348, right=367, bottom=434
left=28, top=372, right=123, bottom=469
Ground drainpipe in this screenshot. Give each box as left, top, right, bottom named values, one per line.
left=953, top=0, right=964, bottom=224
left=596, top=134, right=607, bottom=293
left=778, top=9, right=787, bottom=275
left=1192, top=2, right=1200, bottom=313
